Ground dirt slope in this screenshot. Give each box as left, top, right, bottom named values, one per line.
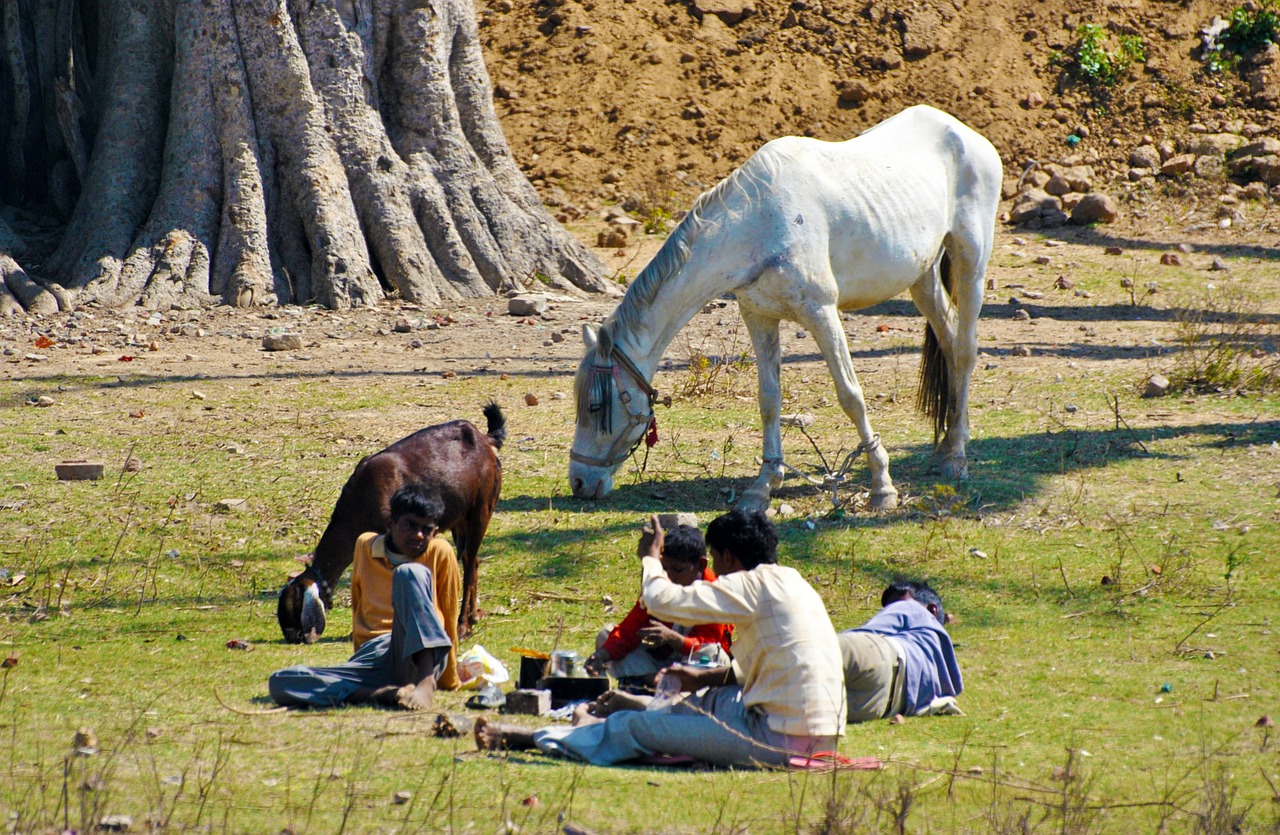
left=476, top=0, right=1276, bottom=213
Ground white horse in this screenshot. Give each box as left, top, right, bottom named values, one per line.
left=569, top=105, right=1002, bottom=511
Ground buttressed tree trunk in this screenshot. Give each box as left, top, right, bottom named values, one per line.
left=0, top=0, right=610, bottom=313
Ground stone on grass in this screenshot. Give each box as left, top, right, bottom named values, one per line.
left=781, top=412, right=815, bottom=428
left=1143, top=374, right=1170, bottom=398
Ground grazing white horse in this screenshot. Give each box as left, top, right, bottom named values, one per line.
left=569, top=105, right=1002, bottom=511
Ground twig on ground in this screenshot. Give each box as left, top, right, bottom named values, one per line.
left=213, top=687, right=288, bottom=715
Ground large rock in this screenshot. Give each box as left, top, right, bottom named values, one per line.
left=1188, top=133, right=1245, bottom=156
left=1071, top=193, right=1119, bottom=224
left=1008, top=188, right=1062, bottom=224
left=692, top=0, right=755, bottom=25
left=1160, top=154, right=1195, bottom=176
left=508, top=294, right=549, bottom=316
left=1130, top=145, right=1162, bottom=169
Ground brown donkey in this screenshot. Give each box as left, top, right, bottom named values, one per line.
left=277, top=403, right=506, bottom=643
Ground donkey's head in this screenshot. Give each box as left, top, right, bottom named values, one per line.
left=277, top=566, right=328, bottom=644
left=569, top=323, right=655, bottom=500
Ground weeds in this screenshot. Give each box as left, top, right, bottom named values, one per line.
left=1058, top=24, right=1145, bottom=86
left=1165, top=284, right=1279, bottom=393
left=1205, top=0, right=1280, bottom=72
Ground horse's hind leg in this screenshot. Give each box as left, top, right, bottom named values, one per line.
left=738, top=308, right=784, bottom=513
left=804, top=304, right=898, bottom=511
left=909, top=236, right=987, bottom=479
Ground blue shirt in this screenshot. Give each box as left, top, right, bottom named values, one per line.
left=846, top=600, right=962, bottom=715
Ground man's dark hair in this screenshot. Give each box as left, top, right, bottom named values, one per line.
left=389, top=483, right=445, bottom=525
left=880, top=579, right=917, bottom=608
left=910, top=581, right=945, bottom=625
left=662, top=525, right=706, bottom=567
left=881, top=578, right=946, bottom=625
left=705, top=508, right=778, bottom=569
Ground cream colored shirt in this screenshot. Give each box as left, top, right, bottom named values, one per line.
left=641, top=557, right=846, bottom=737
left=351, top=532, right=460, bottom=690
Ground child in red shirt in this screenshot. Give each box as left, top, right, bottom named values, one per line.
left=585, top=524, right=732, bottom=689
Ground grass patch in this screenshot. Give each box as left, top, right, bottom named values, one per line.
left=1, top=248, right=1278, bottom=831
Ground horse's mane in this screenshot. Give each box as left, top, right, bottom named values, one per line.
left=607, top=148, right=780, bottom=339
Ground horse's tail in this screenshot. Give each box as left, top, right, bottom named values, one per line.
left=482, top=401, right=507, bottom=450
left=916, top=252, right=951, bottom=446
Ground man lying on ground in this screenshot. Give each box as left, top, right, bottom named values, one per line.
left=476, top=508, right=846, bottom=768
left=268, top=483, right=460, bottom=710
left=839, top=579, right=963, bottom=723
left=584, top=522, right=733, bottom=690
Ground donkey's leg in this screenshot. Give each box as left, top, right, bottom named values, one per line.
left=908, top=260, right=963, bottom=477
left=804, top=304, right=898, bottom=510
left=738, top=307, right=783, bottom=513
left=939, top=232, right=987, bottom=478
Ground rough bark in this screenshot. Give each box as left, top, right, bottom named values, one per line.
left=0, top=0, right=610, bottom=313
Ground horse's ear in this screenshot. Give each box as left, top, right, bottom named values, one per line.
left=582, top=323, right=598, bottom=352
left=596, top=325, right=614, bottom=360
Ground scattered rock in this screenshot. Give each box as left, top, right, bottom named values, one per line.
left=393, top=317, right=413, bottom=333
left=1160, top=154, right=1195, bottom=176
left=394, top=790, right=413, bottom=805
left=1012, top=345, right=1032, bottom=357
left=1159, top=252, right=1181, bottom=266
left=524, top=393, right=539, bottom=406
left=1210, top=258, right=1229, bottom=272
left=691, top=0, right=755, bottom=25
left=1054, top=275, right=1075, bottom=290
left=1012, top=309, right=1031, bottom=321
left=781, top=412, right=815, bottom=428
left=508, top=294, right=549, bottom=316
left=98, top=814, right=133, bottom=831
left=215, top=498, right=248, bottom=512
left=1071, top=193, right=1119, bottom=224
left=597, top=228, right=628, bottom=248
left=1143, top=374, right=1170, bottom=398
left=262, top=334, right=303, bottom=352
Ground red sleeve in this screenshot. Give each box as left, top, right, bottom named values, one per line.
left=601, top=599, right=650, bottom=658
left=678, top=567, right=734, bottom=656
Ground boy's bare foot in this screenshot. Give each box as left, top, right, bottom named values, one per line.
left=396, top=675, right=437, bottom=711
left=571, top=702, right=605, bottom=727
left=474, top=716, right=537, bottom=751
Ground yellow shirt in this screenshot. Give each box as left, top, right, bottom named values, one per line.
left=350, top=531, right=460, bottom=690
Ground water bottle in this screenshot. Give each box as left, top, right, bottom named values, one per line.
left=647, top=669, right=682, bottom=711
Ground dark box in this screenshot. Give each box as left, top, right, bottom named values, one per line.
left=502, top=689, right=552, bottom=716
left=537, top=676, right=609, bottom=709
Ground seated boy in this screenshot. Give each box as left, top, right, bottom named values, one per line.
left=268, top=483, right=460, bottom=710
left=584, top=524, right=732, bottom=689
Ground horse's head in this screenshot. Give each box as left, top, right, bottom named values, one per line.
left=277, top=566, right=329, bottom=644
left=569, top=323, right=656, bottom=500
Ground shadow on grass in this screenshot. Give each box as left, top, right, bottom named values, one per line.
left=489, top=416, right=1277, bottom=579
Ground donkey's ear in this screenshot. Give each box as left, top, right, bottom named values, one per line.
left=596, top=325, right=614, bottom=360
left=582, top=323, right=598, bottom=351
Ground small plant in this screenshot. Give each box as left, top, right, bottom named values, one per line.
left=624, top=183, right=684, bottom=236
left=1064, top=24, right=1145, bottom=86
left=1165, top=284, right=1279, bottom=394
left=1206, top=0, right=1280, bottom=72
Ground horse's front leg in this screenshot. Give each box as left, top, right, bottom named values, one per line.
left=805, top=306, right=898, bottom=511
left=738, top=309, right=783, bottom=513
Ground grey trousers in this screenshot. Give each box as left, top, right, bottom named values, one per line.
left=532, top=685, right=839, bottom=769
left=838, top=631, right=903, bottom=723
left=268, top=563, right=452, bottom=707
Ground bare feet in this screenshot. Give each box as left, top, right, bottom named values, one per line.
left=474, top=716, right=537, bottom=751
left=396, top=675, right=437, bottom=711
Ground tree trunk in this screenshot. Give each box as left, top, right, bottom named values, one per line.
left=0, top=0, right=611, bottom=313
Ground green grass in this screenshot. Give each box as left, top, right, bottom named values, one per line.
left=1, top=248, right=1278, bottom=832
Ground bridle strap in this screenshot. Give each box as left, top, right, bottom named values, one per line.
left=570, top=343, right=657, bottom=469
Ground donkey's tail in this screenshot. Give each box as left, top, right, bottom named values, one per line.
left=483, top=401, right=508, bottom=449
left=915, top=252, right=951, bottom=446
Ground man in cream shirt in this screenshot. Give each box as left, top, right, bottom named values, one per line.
left=476, top=508, right=846, bottom=767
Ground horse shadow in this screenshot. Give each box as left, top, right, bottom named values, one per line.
left=491, top=416, right=1278, bottom=580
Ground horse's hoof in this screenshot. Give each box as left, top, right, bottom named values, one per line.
left=939, top=458, right=969, bottom=481
left=869, top=489, right=899, bottom=512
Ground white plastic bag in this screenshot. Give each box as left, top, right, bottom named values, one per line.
left=456, top=644, right=510, bottom=689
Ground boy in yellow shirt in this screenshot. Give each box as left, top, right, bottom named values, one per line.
left=269, top=484, right=460, bottom=709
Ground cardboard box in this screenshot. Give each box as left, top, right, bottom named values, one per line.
left=502, top=689, right=552, bottom=716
